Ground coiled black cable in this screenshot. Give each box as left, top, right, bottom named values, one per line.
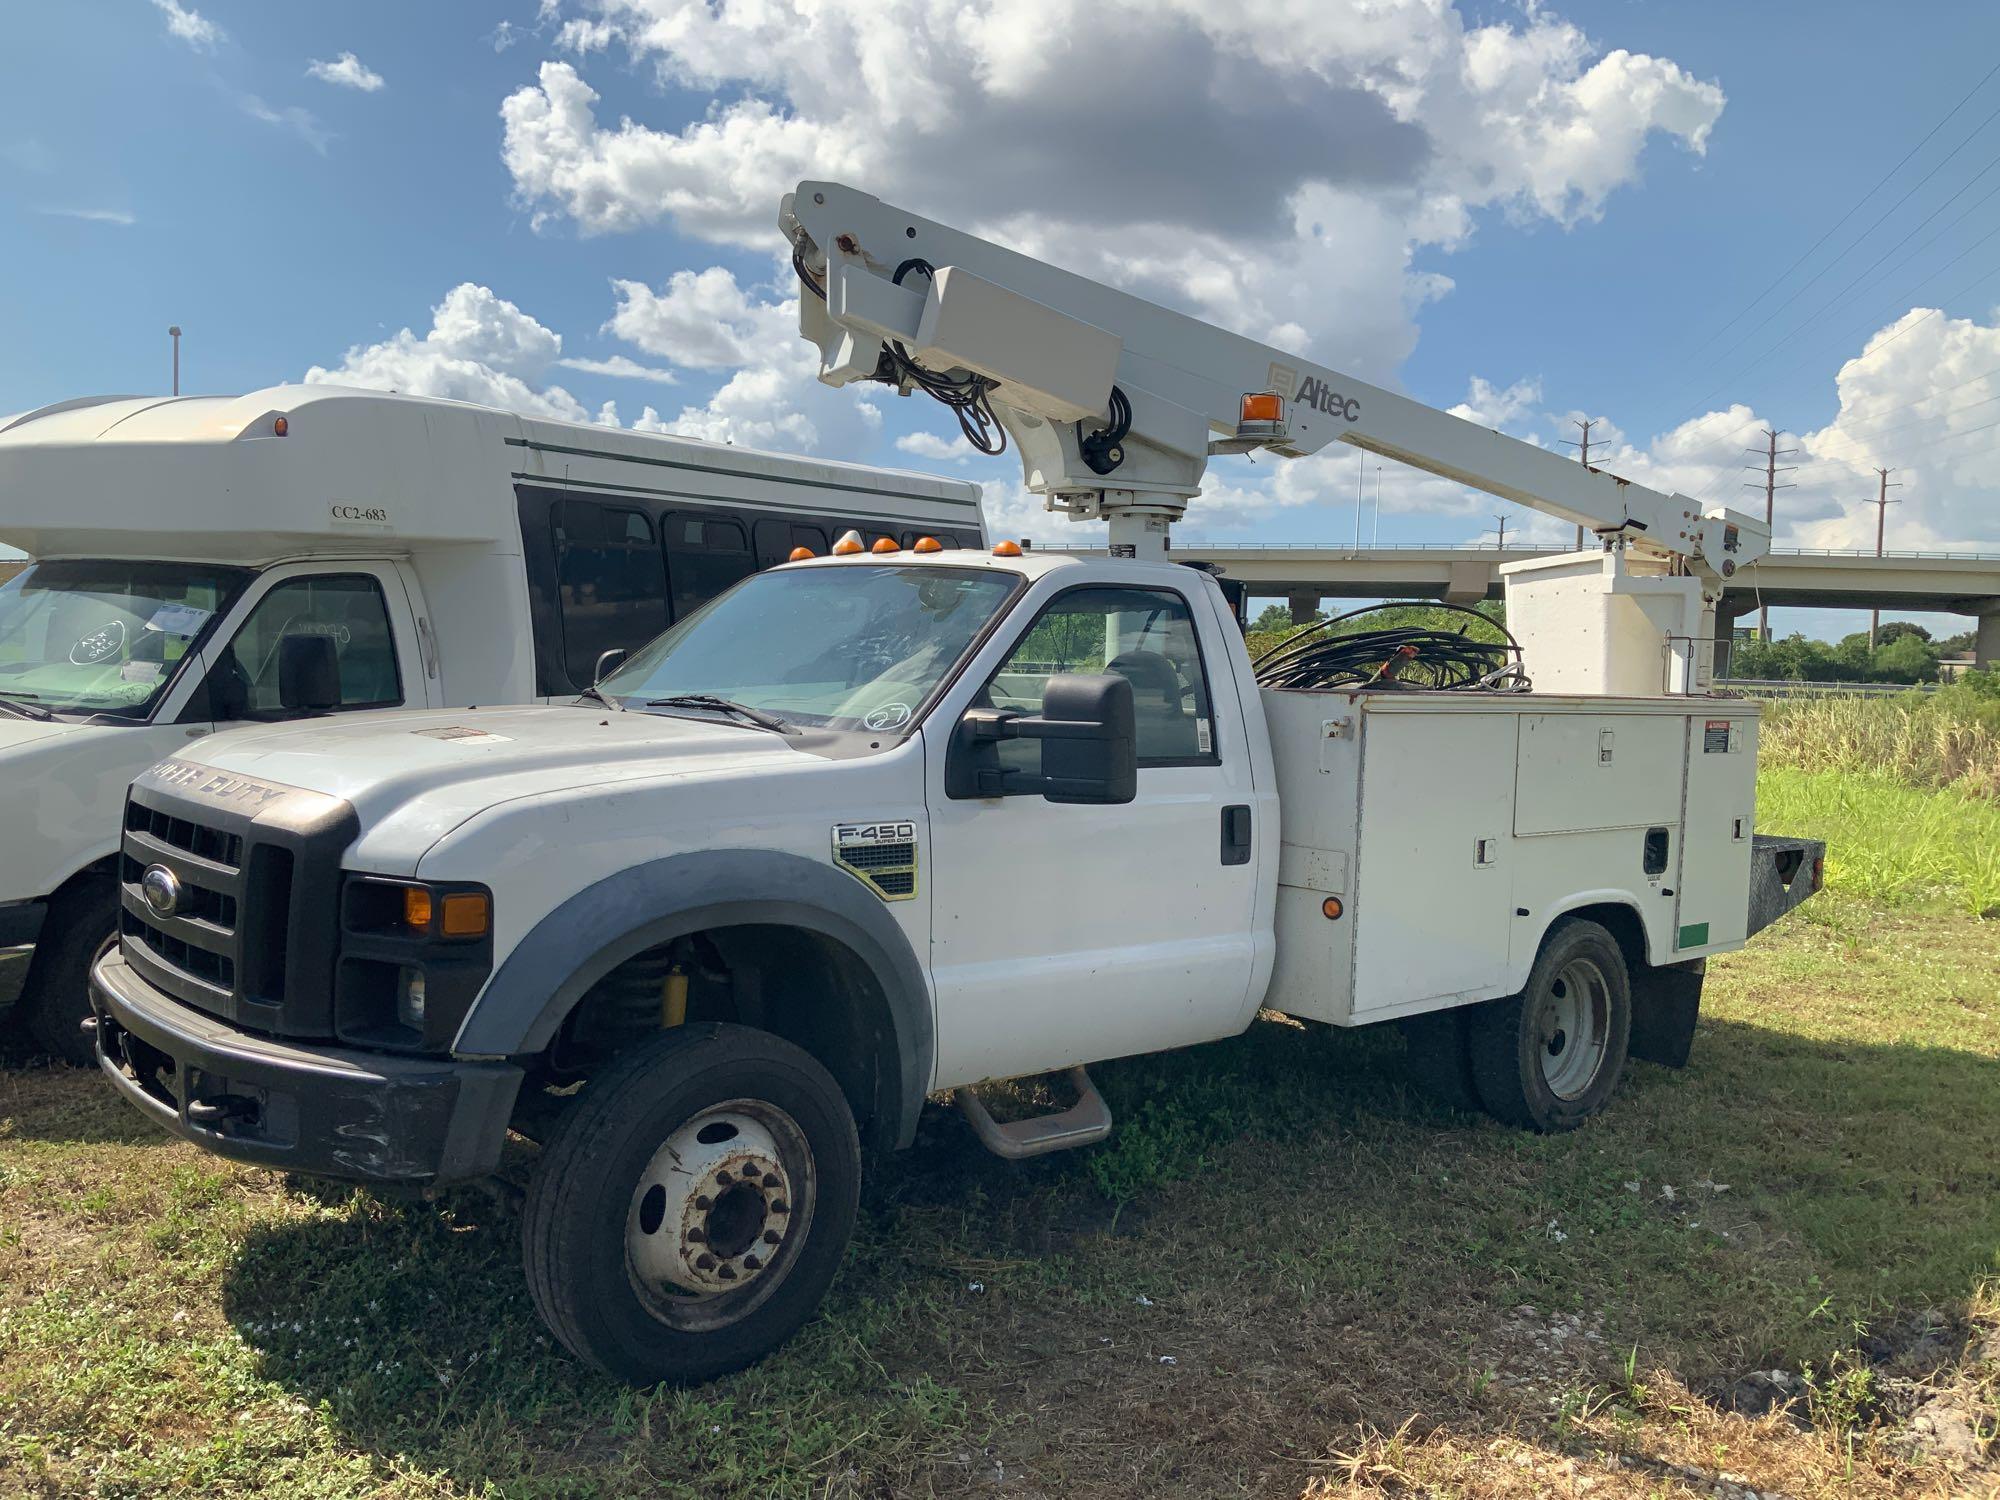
left=1252, top=602, right=1529, bottom=692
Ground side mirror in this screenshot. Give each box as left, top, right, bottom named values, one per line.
left=949, top=672, right=1137, bottom=804
left=593, top=647, right=628, bottom=687
left=277, top=633, right=341, bottom=713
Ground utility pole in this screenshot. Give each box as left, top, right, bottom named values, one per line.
left=1493, top=513, right=1509, bottom=551
left=1862, top=466, right=1902, bottom=649
left=1372, top=464, right=1382, bottom=546
left=1560, top=418, right=1595, bottom=549
left=1742, top=428, right=1796, bottom=642
left=1352, top=459, right=1364, bottom=551
left=168, top=326, right=181, bottom=396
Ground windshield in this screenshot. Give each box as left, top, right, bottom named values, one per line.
left=0, top=560, right=250, bottom=721
left=600, top=564, right=1020, bottom=734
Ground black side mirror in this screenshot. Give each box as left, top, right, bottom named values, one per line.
left=277, top=633, right=341, bottom=713
left=948, top=672, right=1137, bottom=804
left=594, top=647, right=628, bottom=687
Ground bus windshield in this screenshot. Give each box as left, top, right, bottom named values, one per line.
left=599, top=564, right=1019, bottom=734
left=0, top=560, right=251, bottom=722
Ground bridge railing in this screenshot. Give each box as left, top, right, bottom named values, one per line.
left=1144, top=542, right=2000, bottom=560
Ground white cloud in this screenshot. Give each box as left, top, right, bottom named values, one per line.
left=305, top=283, right=595, bottom=423
left=37, top=206, right=136, bottom=227
left=308, top=52, right=387, bottom=92
left=895, top=431, right=975, bottom=463
left=239, top=95, right=332, bottom=154
left=505, top=1, right=1721, bottom=379
left=604, top=268, right=793, bottom=369
left=557, top=354, right=679, bottom=384
left=152, top=0, right=223, bottom=51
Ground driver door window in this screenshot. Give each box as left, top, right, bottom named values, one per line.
left=207, top=575, right=403, bottom=721
left=984, top=585, right=1216, bottom=781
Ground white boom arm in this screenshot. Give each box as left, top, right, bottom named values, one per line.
left=782, top=181, right=1767, bottom=589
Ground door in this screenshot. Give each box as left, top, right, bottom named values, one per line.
left=1674, top=713, right=1756, bottom=954
left=180, top=563, right=426, bottom=731
left=925, top=579, right=1261, bottom=1088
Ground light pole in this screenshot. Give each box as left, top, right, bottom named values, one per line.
left=168, top=326, right=181, bottom=396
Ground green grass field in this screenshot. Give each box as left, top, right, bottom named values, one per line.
left=2, top=751, right=1996, bottom=1497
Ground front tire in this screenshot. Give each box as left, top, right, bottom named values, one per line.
left=523, top=1023, right=861, bottom=1386
left=22, top=877, right=119, bottom=1067
left=1468, top=918, right=1631, bottom=1132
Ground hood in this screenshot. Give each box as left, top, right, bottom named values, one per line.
left=169, top=705, right=806, bottom=867
left=0, top=714, right=76, bottom=753
left=0, top=716, right=186, bottom=903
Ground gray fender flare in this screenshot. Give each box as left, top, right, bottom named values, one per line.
left=453, top=849, right=934, bottom=1148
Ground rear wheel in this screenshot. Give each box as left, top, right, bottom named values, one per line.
left=1468, top=919, right=1631, bottom=1132
left=22, top=877, right=118, bottom=1067
left=523, top=1023, right=861, bottom=1386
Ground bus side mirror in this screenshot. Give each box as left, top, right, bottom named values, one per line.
left=949, top=673, right=1137, bottom=805
left=594, top=648, right=628, bottom=686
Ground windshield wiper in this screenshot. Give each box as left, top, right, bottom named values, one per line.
left=0, top=693, right=54, bottom=722
left=644, top=694, right=797, bottom=736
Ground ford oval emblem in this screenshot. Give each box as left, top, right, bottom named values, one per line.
left=141, top=865, right=185, bottom=918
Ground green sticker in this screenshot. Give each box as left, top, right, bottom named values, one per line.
left=1677, top=921, right=1710, bottom=950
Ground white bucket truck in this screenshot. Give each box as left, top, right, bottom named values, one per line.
left=89, top=184, right=1820, bottom=1385
left=0, top=388, right=981, bottom=1059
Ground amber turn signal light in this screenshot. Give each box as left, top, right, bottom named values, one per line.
left=913, top=536, right=943, bottom=553
left=1321, top=896, right=1344, bottom=921
left=787, top=546, right=815, bottom=561
left=440, top=892, right=491, bottom=938
left=992, top=539, right=1023, bottom=557
left=403, top=887, right=433, bottom=930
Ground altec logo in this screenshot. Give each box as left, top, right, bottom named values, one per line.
left=1295, top=377, right=1361, bottom=422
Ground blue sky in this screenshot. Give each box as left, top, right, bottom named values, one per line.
left=6, top=0, right=2000, bottom=643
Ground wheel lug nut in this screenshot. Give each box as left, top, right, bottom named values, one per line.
left=742, top=1255, right=761, bottom=1271
left=695, top=1253, right=716, bottom=1271
left=770, top=1199, right=789, bottom=1214
left=763, top=1230, right=781, bottom=1245
left=694, top=1195, right=712, bottom=1210
left=686, top=1227, right=706, bottom=1243
left=717, top=1264, right=737, bottom=1280
left=762, top=1172, right=781, bottom=1188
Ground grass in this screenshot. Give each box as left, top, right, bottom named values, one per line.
left=1761, top=685, right=2000, bottom=798
left=2, top=765, right=1996, bottom=1497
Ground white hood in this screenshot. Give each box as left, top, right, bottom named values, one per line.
left=0, top=716, right=193, bottom=903
left=175, top=705, right=809, bottom=870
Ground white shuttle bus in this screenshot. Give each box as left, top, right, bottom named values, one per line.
left=0, top=385, right=983, bottom=1060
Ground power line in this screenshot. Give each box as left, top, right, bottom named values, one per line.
left=1671, top=57, right=2000, bottom=375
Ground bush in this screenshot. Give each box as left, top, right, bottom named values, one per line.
left=1761, top=689, right=2000, bottom=798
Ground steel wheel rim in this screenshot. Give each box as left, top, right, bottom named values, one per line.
left=1536, top=957, right=1611, bottom=1101
left=624, top=1098, right=816, bottom=1332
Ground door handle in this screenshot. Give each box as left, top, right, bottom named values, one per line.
left=1220, top=804, right=1252, bottom=866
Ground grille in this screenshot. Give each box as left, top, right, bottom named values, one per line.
left=116, top=768, right=357, bottom=1037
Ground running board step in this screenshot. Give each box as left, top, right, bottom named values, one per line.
left=956, top=1066, right=1112, bottom=1160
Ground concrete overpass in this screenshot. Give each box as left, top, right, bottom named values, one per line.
left=1154, top=543, right=2000, bottom=665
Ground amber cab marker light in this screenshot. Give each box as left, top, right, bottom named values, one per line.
left=871, top=536, right=900, bottom=554
left=831, top=529, right=865, bottom=555
left=913, top=536, right=943, bottom=553
left=787, top=546, right=815, bottom=561
left=1240, top=392, right=1282, bottom=425
left=402, top=887, right=434, bottom=931
left=1321, top=896, right=1344, bottom=921
left=992, top=539, right=1023, bottom=557
left=272, top=415, right=289, bottom=437
left=440, top=892, right=491, bottom=939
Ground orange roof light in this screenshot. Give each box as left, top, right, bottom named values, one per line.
left=913, top=536, right=944, bottom=553
left=831, top=529, right=865, bottom=556
left=1240, top=392, right=1283, bottom=425
left=992, top=539, right=1023, bottom=557
left=871, top=536, right=900, bottom=554
left=787, top=545, right=816, bottom=561
left=272, top=415, right=289, bottom=437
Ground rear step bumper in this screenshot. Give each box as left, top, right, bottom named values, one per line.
left=1748, top=834, right=1825, bottom=939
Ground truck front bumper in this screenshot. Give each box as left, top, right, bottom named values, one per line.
left=89, top=950, right=522, bottom=1186
left=0, top=900, right=47, bottom=1015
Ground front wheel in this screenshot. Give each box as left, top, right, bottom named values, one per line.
left=22, top=877, right=119, bottom=1067
left=1468, top=918, right=1631, bottom=1132
left=523, top=1023, right=861, bottom=1386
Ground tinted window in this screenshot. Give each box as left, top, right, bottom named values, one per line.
left=753, top=519, right=832, bottom=567
left=554, top=500, right=669, bottom=688
left=210, top=574, right=402, bottom=720
left=664, top=513, right=755, bottom=617
left=986, top=586, right=1216, bottom=768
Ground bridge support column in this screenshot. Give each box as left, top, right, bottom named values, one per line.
left=1978, top=609, right=2000, bottom=669
left=1714, top=599, right=1751, bottom=679
left=1288, top=590, right=1321, bottom=625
